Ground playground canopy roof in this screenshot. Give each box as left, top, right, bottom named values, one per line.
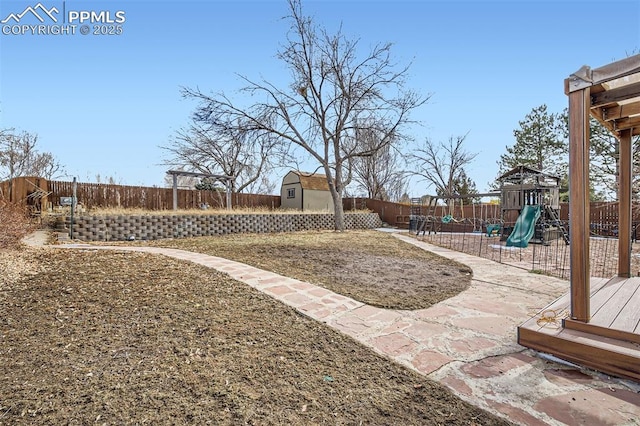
left=497, top=165, right=560, bottom=185
left=566, top=54, right=640, bottom=138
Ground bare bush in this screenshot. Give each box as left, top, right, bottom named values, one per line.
left=0, top=200, right=34, bottom=249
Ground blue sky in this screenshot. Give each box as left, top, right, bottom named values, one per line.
left=1, top=0, right=638, bottom=196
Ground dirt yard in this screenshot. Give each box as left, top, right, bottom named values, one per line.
left=0, top=231, right=512, bottom=425
left=143, top=230, right=474, bottom=310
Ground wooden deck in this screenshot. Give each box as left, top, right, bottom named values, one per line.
left=518, top=277, right=640, bottom=381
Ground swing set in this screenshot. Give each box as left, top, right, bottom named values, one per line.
left=413, top=193, right=501, bottom=236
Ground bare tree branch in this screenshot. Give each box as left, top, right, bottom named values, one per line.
left=0, top=129, right=64, bottom=180
left=349, top=125, right=408, bottom=201
left=161, top=115, right=281, bottom=194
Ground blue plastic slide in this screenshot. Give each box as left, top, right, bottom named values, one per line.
left=506, top=205, right=541, bottom=248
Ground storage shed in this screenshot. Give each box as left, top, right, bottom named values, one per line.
left=280, top=171, right=334, bottom=211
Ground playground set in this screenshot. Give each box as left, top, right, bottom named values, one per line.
left=412, top=165, right=569, bottom=248
left=414, top=55, right=640, bottom=381
left=498, top=165, right=569, bottom=247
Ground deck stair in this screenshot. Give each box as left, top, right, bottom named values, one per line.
left=518, top=276, right=640, bottom=381
left=518, top=323, right=640, bottom=381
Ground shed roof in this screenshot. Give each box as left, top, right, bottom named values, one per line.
left=291, top=171, right=330, bottom=191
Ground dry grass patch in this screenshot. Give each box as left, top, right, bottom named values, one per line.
left=62, top=206, right=372, bottom=216
left=0, top=247, right=509, bottom=425
left=143, top=230, right=473, bottom=310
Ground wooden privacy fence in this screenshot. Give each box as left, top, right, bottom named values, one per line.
left=0, top=176, right=50, bottom=203
left=2, top=177, right=639, bottom=229
left=343, top=198, right=414, bottom=227
left=48, top=180, right=281, bottom=210
left=0, top=177, right=280, bottom=211
left=0, top=176, right=50, bottom=215
left=343, top=197, right=640, bottom=231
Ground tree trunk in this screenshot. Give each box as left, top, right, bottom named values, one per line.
left=329, top=185, right=345, bottom=231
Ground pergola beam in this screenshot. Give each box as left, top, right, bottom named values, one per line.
left=434, top=192, right=501, bottom=199
left=601, top=101, right=640, bottom=121
left=166, top=170, right=232, bottom=180
left=166, top=170, right=234, bottom=211
left=566, top=55, right=640, bottom=92
left=608, top=116, right=640, bottom=134
left=591, top=81, right=640, bottom=107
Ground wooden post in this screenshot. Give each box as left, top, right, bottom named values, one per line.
left=70, top=177, right=77, bottom=240
left=618, top=128, right=633, bottom=277
left=568, top=86, right=591, bottom=322
left=172, top=174, right=178, bottom=211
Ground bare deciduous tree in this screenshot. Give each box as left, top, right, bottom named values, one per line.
left=0, top=129, right=64, bottom=180
left=410, top=133, right=477, bottom=202
left=181, top=0, right=426, bottom=230
left=161, top=116, right=279, bottom=194
left=350, top=126, right=407, bottom=201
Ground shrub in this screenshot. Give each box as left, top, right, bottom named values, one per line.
left=0, top=200, right=35, bottom=249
